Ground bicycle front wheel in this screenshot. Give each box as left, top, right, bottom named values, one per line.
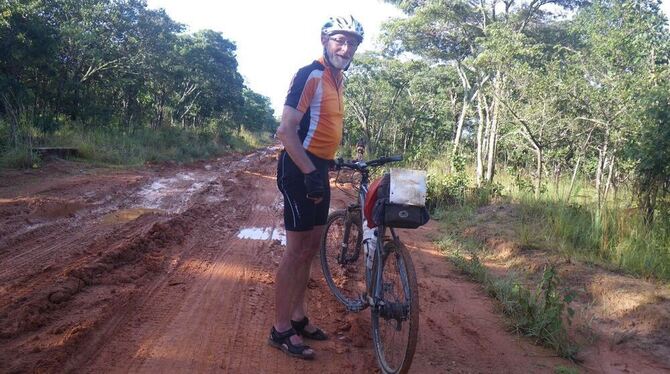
left=320, top=209, right=366, bottom=310
left=371, top=239, right=419, bottom=374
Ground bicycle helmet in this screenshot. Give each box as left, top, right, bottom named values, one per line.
left=321, top=15, right=364, bottom=43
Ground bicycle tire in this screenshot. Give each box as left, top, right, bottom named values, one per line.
left=371, top=238, right=419, bottom=374
left=320, top=209, right=365, bottom=310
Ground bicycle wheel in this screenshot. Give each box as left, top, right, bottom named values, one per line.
left=320, top=209, right=366, bottom=310
left=371, top=238, right=419, bottom=374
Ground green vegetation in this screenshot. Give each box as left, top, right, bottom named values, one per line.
left=1, top=0, right=276, bottom=167
left=554, top=366, right=580, bottom=374
left=435, top=194, right=582, bottom=358
left=514, top=194, right=670, bottom=280
left=340, top=0, right=670, bottom=286
left=0, top=121, right=270, bottom=168
left=443, top=246, right=578, bottom=359
left=341, top=0, right=669, bottom=227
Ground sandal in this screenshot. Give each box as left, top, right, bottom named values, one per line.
left=268, top=326, right=315, bottom=360
left=291, top=316, right=328, bottom=341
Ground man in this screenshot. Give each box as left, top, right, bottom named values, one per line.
left=269, top=15, right=364, bottom=360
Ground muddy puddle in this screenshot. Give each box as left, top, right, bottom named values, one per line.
left=137, top=172, right=216, bottom=213
left=101, top=208, right=166, bottom=224
left=237, top=227, right=286, bottom=245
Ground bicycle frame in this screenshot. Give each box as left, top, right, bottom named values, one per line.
left=325, top=155, right=419, bottom=374
left=338, top=160, right=402, bottom=310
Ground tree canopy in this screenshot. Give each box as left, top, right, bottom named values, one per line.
left=340, top=0, right=669, bottom=220
left=0, top=0, right=276, bottom=149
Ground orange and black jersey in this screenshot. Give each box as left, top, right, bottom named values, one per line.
left=285, top=56, right=344, bottom=161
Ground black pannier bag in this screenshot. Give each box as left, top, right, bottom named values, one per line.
left=372, top=173, right=430, bottom=229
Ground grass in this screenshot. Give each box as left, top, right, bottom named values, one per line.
left=0, top=146, right=42, bottom=169
left=1, top=123, right=272, bottom=168
left=429, top=164, right=670, bottom=282
left=554, top=366, right=580, bottom=374
left=428, top=168, right=670, bottom=361
left=435, top=202, right=578, bottom=358
left=429, top=167, right=668, bottom=364
left=513, top=194, right=670, bottom=281
left=441, top=245, right=578, bottom=359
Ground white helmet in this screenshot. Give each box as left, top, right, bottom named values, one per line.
left=321, top=15, right=364, bottom=42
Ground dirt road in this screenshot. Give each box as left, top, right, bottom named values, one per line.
left=0, top=147, right=660, bottom=373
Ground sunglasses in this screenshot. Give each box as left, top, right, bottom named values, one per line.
left=329, top=37, right=360, bottom=49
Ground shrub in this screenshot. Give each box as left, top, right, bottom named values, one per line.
left=426, top=153, right=469, bottom=209
left=0, top=146, right=41, bottom=169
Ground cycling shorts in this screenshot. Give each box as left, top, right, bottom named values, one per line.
left=276, top=150, right=331, bottom=232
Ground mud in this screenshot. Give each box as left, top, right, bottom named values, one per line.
left=0, top=148, right=664, bottom=373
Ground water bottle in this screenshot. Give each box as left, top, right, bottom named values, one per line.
left=362, top=221, right=377, bottom=269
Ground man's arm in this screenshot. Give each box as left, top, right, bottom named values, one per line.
left=276, top=105, right=316, bottom=174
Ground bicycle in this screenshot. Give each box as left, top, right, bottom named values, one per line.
left=320, top=155, right=419, bottom=374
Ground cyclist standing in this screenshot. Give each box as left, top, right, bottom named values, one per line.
left=270, top=15, right=364, bottom=360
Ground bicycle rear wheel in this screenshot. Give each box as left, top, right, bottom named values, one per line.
left=320, top=209, right=366, bottom=310
left=371, top=238, right=419, bottom=374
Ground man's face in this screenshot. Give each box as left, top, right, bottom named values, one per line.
left=322, top=32, right=360, bottom=70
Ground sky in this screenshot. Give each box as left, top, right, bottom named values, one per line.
left=146, top=0, right=670, bottom=115
left=146, top=0, right=403, bottom=115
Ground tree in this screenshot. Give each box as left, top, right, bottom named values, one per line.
left=383, top=0, right=580, bottom=184
left=344, top=52, right=455, bottom=158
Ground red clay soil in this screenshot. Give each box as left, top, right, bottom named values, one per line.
left=0, top=147, right=658, bottom=373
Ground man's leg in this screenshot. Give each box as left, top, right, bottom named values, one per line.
left=274, top=229, right=318, bottom=350
left=290, top=225, right=324, bottom=329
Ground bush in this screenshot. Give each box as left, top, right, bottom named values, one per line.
left=468, top=181, right=504, bottom=207
left=0, top=146, right=40, bottom=169
left=426, top=153, right=469, bottom=209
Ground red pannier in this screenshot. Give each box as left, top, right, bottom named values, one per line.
left=364, top=175, right=386, bottom=228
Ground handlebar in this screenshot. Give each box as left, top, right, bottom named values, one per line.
left=334, top=155, right=403, bottom=172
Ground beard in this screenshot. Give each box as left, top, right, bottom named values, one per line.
left=325, top=49, right=351, bottom=70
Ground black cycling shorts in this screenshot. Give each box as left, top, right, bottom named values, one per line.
left=276, top=150, right=331, bottom=232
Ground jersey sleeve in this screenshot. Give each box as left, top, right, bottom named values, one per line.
left=285, top=65, right=320, bottom=113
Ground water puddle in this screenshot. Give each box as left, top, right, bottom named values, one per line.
left=102, top=208, right=165, bottom=224
left=136, top=172, right=216, bottom=213
left=237, top=227, right=286, bottom=246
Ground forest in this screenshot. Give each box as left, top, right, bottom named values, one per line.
left=1, top=0, right=277, bottom=165
left=341, top=0, right=669, bottom=284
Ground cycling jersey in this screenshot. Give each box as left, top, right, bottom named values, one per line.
left=285, top=56, right=344, bottom=160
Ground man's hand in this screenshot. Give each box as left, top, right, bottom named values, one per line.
left=304, top=170, right=325, bottom=203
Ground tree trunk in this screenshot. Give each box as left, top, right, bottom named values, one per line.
left=554, top=162, right=561, bottom=196
left=596, top=126, right=611, bottom=207
left=453, top=95, right=470, bottom=156
left=485, top=110, right=497, bottom=183
left=595, top=148, right=607, bottom=208
left=638, top=177, right=659, bottom=224
left=485, top=78, right=500, bottom=184
left=452, top=63, right=472, bottom=157
left=603, top=155, right=615, bottom=203
left=1, top=93, right=20, bottom=147
left=534, top=145, right=543, bottom=199
left=567, top=154, right=582, bottom=203
left=475, top=91, right=486, bottom=187
left=566, top=128, right=593, bottom=203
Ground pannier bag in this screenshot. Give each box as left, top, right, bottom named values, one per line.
left=364, top=169, right=430, bottom=229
